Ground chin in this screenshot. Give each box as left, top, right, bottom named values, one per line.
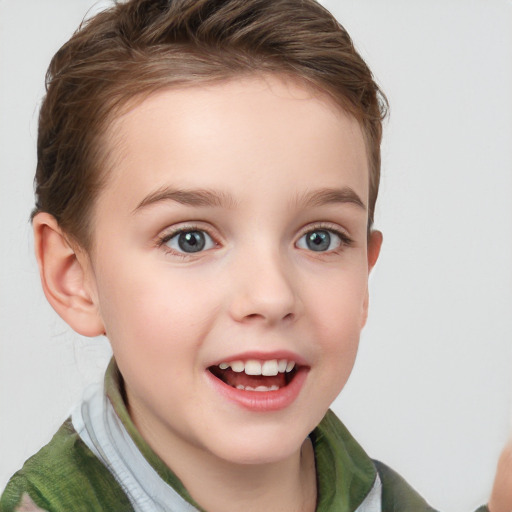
left=203, top=420, right=314, bottom=466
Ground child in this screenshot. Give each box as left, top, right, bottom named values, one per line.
left=0, top=0, right=510, bottom=510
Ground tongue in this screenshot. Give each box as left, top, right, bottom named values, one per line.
left=212, top=368, right=287, bottom=388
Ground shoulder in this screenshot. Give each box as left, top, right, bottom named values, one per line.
left=0, top=419, right=133, bottom=512
left=373, top=459, right=439, bottom=512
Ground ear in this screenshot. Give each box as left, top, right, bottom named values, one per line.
left=361, top=230, right=383, bottom=327
left=367, top=229, right=383, bottom=273
left=33, top=212, right=105, bottom=337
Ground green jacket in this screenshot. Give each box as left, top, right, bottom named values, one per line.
left=0, top=362, right=489, bottom=512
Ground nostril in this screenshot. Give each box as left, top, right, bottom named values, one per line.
left=245, top=313, right=263, bottom=321
left=242, top=312, right=295, bottom=323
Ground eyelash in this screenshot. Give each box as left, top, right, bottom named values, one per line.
left=296, top=223, right=354, bottom=254
left=155, top=223, right=353, bottom=258
left=156, top=224, right=216, bottom=259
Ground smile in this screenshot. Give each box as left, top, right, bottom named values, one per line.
left=208, top=359, right=298, bottom=392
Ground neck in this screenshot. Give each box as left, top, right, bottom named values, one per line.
left=142, top=423, right=317, bottom=512
left=184, top=438, right=316, bottom=512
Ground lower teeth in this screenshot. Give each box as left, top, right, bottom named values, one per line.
left=235, top=384, right=279, bottom=392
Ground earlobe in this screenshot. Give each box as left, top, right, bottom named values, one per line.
left=33, top=213, right=104, bottom=337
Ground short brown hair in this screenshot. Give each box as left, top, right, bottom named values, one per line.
left=34, top=0, right=388, bottom=249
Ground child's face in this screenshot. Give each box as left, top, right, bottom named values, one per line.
left=83, top=75, right=380, bottom=467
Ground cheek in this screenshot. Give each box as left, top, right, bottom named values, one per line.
left=304, top=267, right=368, bottom=387
left=306, top=267, right=368, bottom=332
left=96, top=262, right=219, bottom=357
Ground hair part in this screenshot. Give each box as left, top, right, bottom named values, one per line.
left=34, top=0, right=388, bottom=249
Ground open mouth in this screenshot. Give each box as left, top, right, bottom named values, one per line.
left=208, top=359, right=298, bottom=392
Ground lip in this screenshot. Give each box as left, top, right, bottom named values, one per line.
left=205, top=351, right=309, bottom=412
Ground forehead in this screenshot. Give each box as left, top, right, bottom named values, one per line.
left=99, top=75, right=369, bottom=214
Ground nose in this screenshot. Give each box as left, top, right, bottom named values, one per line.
left=228, top=248, right=301, bottom=325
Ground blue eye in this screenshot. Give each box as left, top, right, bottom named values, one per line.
left=297, top=229, right=343, bottom=252
left=165, top=230, right=215, bottom=253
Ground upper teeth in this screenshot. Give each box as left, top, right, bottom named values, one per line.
left=217, top=359, right=296, bottom=376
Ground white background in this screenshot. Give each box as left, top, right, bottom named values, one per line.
left=1, top=1, right=511, bottom=510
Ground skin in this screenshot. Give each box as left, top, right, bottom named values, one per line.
left=35, top=75, right=381, bottom=511
left=94, top=76, right=380, bottom=510
left=489, top=437, right=512, bottom=512
left=32, top=74, right=512, bottom=511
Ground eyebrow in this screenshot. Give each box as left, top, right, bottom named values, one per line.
left=292, top=187, right=366, bottom=211
left=132, top=185, right=366, bottom=213
left=132, top=187, right=239, bottom=213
